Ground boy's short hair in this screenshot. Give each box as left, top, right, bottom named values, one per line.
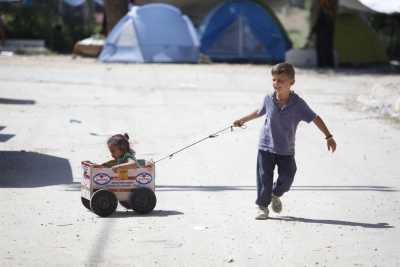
left=271, top=62, right=295, bottom=80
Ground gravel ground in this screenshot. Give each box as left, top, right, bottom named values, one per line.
left=0, top=55, right=399, bottom=267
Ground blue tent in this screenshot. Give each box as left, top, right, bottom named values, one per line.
left=199, top=0, right=292, bottom=62
left=99, top=4, right=200, bottom=63
left=63, top=0, right=85, bottom=7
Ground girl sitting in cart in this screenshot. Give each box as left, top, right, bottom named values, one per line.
left=98, top=133, right=152, bottom=171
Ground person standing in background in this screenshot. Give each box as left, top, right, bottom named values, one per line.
left=310, top=0, right=338, bottom=68
left=0, top=15, right=7, bottom=46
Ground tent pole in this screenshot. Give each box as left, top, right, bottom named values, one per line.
left=239, top=11, right=243, bottom=58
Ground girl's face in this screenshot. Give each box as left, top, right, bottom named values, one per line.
left=108, top=144, right=124, bottom=159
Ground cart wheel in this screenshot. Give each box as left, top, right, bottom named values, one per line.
left=119, top=201, right=132, bottom=209
left=130, top=187, right=157, bottom=214
left=90, top=190, right=117, bottom=217
left=81, top=197, right=91, bottom=210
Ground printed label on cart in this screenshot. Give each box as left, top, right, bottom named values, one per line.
left=93, top=173, right=112, bottom=185
left=118, top=169, right=129, bottom=179
left=109, top=181, right=136, bottom=187
left=82, top=176, right=91, bottom=187
left=81, top=188, right=90, bottom=199
left=135, top=172, right=153, bottom=185
left=83, top=166, right=90, bottom=179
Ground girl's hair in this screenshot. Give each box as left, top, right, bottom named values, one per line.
left=107, top=133, right=133, bottom=154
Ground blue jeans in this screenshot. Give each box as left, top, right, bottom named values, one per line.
left=256, top=150, right=297, bottom=208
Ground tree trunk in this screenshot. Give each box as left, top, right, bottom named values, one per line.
left=104, top=0, right=129, bottom=35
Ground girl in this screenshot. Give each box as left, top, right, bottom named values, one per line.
left=100, top=133, right=152, bottom=172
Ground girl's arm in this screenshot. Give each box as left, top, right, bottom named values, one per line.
left=313, top=116, right=337, bottom=153
left=101, top=159, right=118, bottom=168
left=233, top=110, right=263, bottom=127
left=111, top=158, right=138, bottom=172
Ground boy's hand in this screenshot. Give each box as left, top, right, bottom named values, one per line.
left=327, top=137, right=337, bottom=153
left=233, top=119, right=244, bottom=127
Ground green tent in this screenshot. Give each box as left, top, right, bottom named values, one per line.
left=335, top=12, right=388, bottom=65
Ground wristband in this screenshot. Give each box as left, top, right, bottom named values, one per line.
left=325, top=135, right=333, bottom=140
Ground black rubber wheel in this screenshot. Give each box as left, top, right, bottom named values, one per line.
left=81, top=197, right=91, bottom=210
left=130, top=187, right=157, bottom=214
left=119, top=201, right=132, bottom=209
left=90, top=190, right=118, bottom=217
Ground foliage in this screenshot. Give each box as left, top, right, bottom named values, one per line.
left=2, top=1, right=95, bottom=53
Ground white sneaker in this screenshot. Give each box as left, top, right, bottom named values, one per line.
left=255, top=206, right=269, bottom=220
left=271, top=194, right=282, bottom=213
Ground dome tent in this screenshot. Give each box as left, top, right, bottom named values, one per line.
left=99, top=3, right=200, bottom=63
left=307, top=0, right=390, bottom=65
left=199, top=0, right=292, bottom=63
left=334, top=12, right=388, bottom=65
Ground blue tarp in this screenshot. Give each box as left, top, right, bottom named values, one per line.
left=199, top=0, right=292, bottom=62
left=99, top=4, right=199, bottom=63
left=64, top=0, right=106, bottom=7
left=63, top=0, right=85, bottom=7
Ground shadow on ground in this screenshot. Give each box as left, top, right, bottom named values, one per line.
left=0, top=97, right=36, bottom=105
left=292, top=185, right=398, bottom=192
left=155, top=185, right=398, bottom=192
left=66, top=184, right=398, bottom=192
left=0, top=134, right=14, bottom=142
left=110, top=210, right=184, bottom=218
left=0, top=151, right=73, bottom=187
left=269, top=216, right=394, bottom=229
left=0, top=126, right=15, bottom=142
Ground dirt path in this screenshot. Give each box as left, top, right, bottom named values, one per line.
left=0, top=56, right=399, bottom=266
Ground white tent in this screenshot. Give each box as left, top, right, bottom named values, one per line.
left=359, top=0, right=400, bottom=14
left=340, top=0, right=400, bottom=14
left=99, top=4, right=200, bottom=63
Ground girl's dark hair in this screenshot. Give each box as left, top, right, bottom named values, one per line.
left=107, top=133, right=132, bottom=153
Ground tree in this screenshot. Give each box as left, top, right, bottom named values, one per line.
left=104, top=0, right=129, bottom=35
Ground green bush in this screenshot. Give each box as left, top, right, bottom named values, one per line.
left=3, top=2, right=95, bottom=53
left=4, top=5, right=54, bottom=39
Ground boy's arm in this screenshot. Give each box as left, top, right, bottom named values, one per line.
left=233, top=110, right=263, bottom=127
left=313, top=116, right=337, bottom=153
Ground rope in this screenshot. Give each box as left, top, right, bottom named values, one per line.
left=154, top=125, right=245, bottom=164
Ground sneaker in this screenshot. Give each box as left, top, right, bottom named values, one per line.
left=255, top=206, right=269, bottom=220
left=271, top=194, right=282, bottom=213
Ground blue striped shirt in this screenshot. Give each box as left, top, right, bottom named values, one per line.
left=258, top=91, right=317, bottom=155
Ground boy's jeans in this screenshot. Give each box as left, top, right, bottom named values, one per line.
left=256, top=150, right=297, bottom=208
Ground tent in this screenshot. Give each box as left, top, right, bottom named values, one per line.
left=343, top=0, right=400, bottom=14
left=287, top=12, right=388, bottom=66
left=287, top=0, right=391, bottom=67
left=63, top=0, right=84, bottom=7
left=334, top=12, right=388, bottom=65
left=99, top=3, right=200, bottom=63
left=198, top=0, right=292, bottom=63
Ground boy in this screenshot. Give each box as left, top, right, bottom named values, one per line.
left=233, top=62, right=336, bottom=220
